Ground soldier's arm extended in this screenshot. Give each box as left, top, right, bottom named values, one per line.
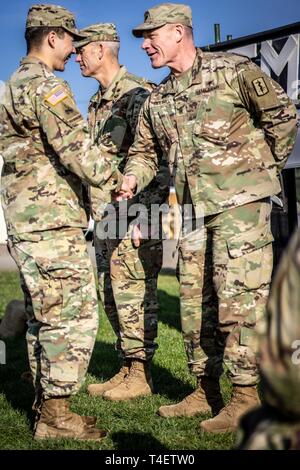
left=34, top=80, right=123, bottom=190
left=124, top=95, right=159, bottom=194
left=236, top=60, right=298, bottom=171
left=126, top=88, right=170, bottom=204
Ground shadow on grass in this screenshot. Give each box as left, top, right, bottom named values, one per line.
left=157, top=288, right=180, bottom=331
left=0, top=335, right=35, bottom=426
left=0, top=335, right=192, bottom=429
left=89, top=340, right=194, bottom=402
left=111, top=431, right=168, bottom=451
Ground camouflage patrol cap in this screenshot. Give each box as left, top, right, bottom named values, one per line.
left=74, top=23, right=120, bottom=48
left=132, top=3, right=192, bottom=38
left=26, top=4, right=85, bottom=40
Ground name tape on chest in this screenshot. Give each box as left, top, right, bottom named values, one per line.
left=45, top=86, right=69, bottom=106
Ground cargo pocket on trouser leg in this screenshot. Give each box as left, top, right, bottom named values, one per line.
left=220, top=225, right=273, bottom=385
left=35, top=254, right=99, bottom=320
left=35, top=260, right=87, bottom=322
left=35, top=260, right=98, bottom=398
left=115, top=234, right=163, bottom=281
left=224, top=224, right=273, bottom=296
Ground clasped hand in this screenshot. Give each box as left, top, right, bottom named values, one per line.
left=113, top=174, right=137, bottom=201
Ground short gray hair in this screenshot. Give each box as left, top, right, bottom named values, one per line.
left=104, top=41, right=120, bottom=58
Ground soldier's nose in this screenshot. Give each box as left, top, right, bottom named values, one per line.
left=142, top=38, right=150, bottom=50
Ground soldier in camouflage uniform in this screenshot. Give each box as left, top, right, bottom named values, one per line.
left=74, top=24, right=169, bottom=400
left=119, top=3, right=298, bottom=432
left=236, top=229, right=300, bottom=449
left=0, top=4, right=125, bottom=440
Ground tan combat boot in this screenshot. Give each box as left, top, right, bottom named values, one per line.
left=87, top=360, right=130, bottom=396
left=200, top=385, right=260, bottom=433
left=34, top=397, right=107, bottom=441
left=103, top=360, right=153, bottom=401
left=158, top=377, right=224, bottom=418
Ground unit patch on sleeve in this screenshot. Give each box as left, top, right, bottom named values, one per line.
left=252, top=77, right=269, bottom=97
left=45, top=86, right=68, bottom=106
left=242, top=68, right=280, bottom=111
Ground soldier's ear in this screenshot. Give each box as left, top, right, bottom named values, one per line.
left=98, top=43, right=104, bottom=60
left=174, top=24, right=184, bottom=43
left=48, top=30, right=57, bottom=49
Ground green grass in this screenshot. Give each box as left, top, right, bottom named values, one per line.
left=0, top=271, right=235, bottom=450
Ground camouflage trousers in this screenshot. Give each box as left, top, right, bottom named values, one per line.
left=236, top=405, right=300, bottom=449
left=8, top=227, right=99, bottom=400
left=178, top=198, right=273, bottom=385
left=94, top=222, right=162, bottom=361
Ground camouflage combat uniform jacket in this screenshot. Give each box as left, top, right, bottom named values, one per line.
left=88, top=65, right=169, bottom=223
left=126, top=48, right=298, bottom=213
left=0, top=57, right=121, bottom=236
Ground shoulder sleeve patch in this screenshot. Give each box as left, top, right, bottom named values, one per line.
left=252, top=77, right=269, bottom=96
left=242, top=69, right=280, bottom=111
left=42, top=83, right=84, bottom=129
left=45, top=86, right=68, bottom=106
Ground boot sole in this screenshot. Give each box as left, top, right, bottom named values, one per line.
left=34, top=429, right=107, bottom=441
left=87, top=381, right=126, bottom=396
left=34, top=423, right=107, bottom=441
left=103, top=390, right=153, bottom=402
left=158, top=408, right=211, bottom=418
left=199, top=424, right=236, bottom=434
left=88, top=389, right=113, bottom=396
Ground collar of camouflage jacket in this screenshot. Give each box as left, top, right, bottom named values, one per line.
left=91, top=65, right=128, bottom=104
left=20, top=55, right=54, bottom=73
left=160, top=47, right=203, bottom=96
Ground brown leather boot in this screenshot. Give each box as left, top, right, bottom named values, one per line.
left=103, top=360, right=153, bottom=401
left=88, top=361, right=130, bottom=396
left=34, top=397, right=107, bottom=441
left=200, top=385, right=260, bottom=433
left=158, top=377, right=224, bottom=418
left=32, top=393, right=97, bottom=428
